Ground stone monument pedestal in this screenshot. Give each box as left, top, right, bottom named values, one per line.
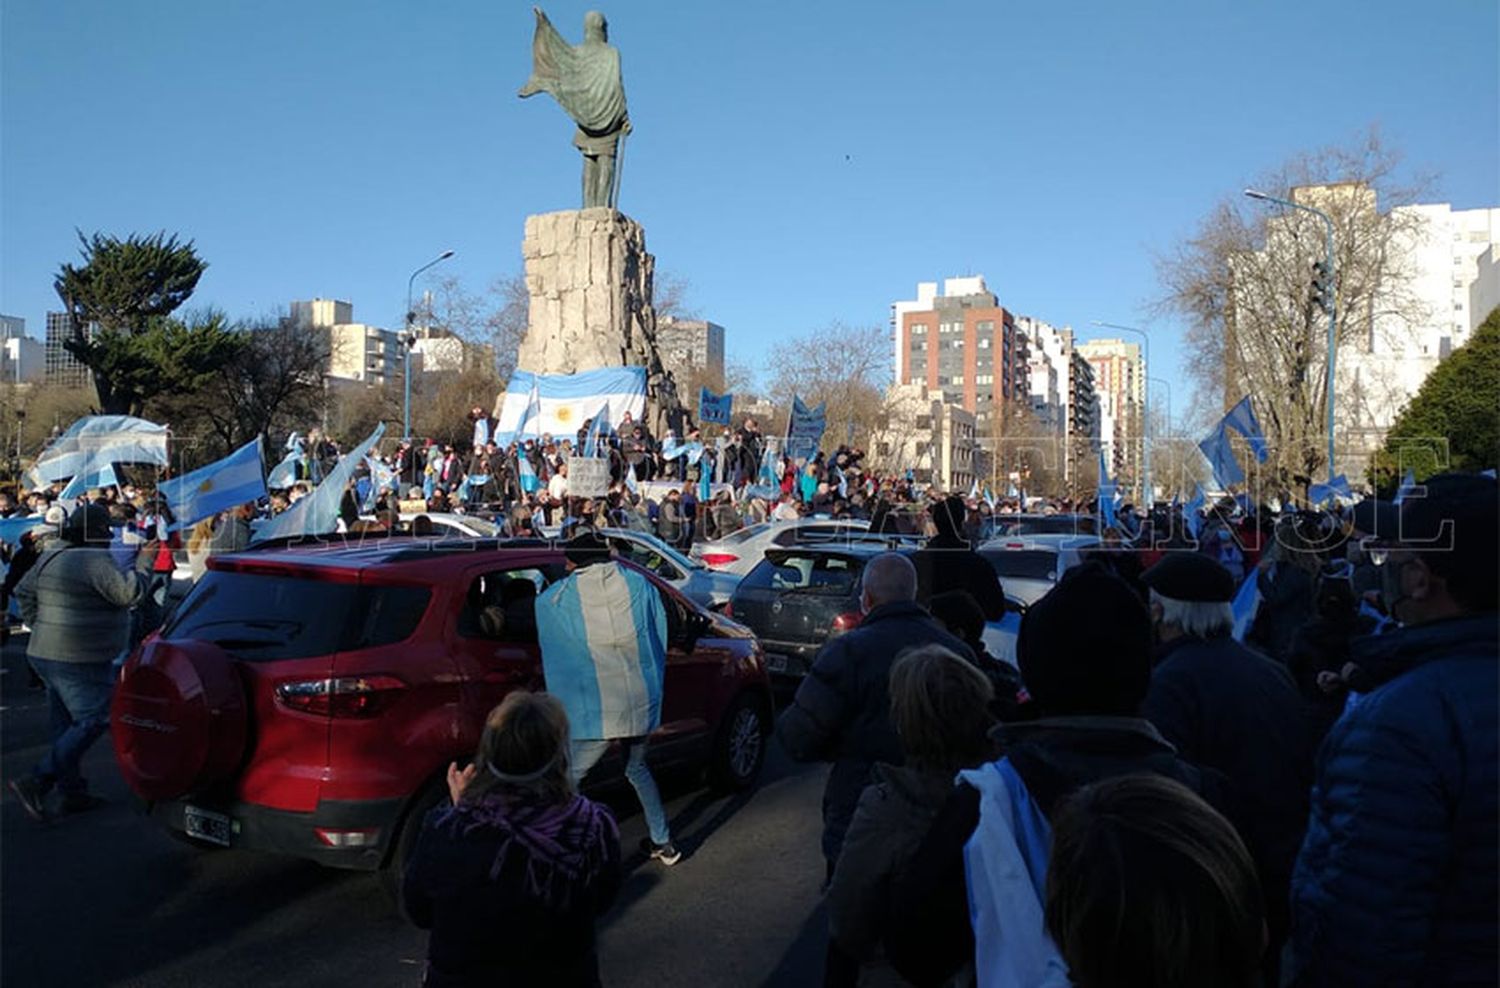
left=517, top=208, right=683, bottom=435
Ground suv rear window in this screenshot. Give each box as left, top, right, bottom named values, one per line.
left=743, top=554, right=862, bottom=595
left=980, top=550, right=1060, bottom=581
left=165, top=571, right=431, bottom=661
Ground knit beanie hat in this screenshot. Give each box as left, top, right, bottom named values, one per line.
left=1017, top=561, right=1152, bottom=717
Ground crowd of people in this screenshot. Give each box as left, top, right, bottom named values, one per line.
left=0, top=406, right=1494, bottom=987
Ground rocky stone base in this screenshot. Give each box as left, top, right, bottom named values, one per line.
left=517, top=208, right=684, bottom=436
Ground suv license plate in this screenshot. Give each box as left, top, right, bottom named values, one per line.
left=764, top=653, right=789, bottom=674
left=183, top=805, right=233, bottom=847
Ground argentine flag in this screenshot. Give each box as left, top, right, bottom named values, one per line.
left=535, top=563, right=667, bottom=741
left=59, top=464, right=120, bottom=499
left=624, top=461, right=640, bottom=495
left=517, top=450, right=541, bottom=494
left=1231, top=572, right=1262, bottom=641
left=583, top=402, right=611, bottom=458
left=28, top=415, right=169, bottom=486
left=158, top=438, right=267, bottom=530
left=494, top=368, right=646, bottom=440
left=255, top=425, right=383, bottom=543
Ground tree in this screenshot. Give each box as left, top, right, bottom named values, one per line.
left=765, top=322, right=891, bottom=449
left=1369, top=305, right=1500, bottom=490
left=424, top=274, right=528, bottom=381
left=1154, top=129, right=1432, bottom=488
left=53, top=230, right=237, bottom=414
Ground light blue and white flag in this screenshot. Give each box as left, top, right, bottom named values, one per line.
left=660, top=437, right=704, bottom=463
left=363, top=455, right=398, bottom=510
left=158, top=438, right=266, bottom=530
left=624, top=461, right=640, bottom=495
left=59, top=464, right=120, bottom=499
left=535, top=563, right=667, bottom=741
left=983, top=486, right=997, bottom=510
left=699, top=387, right=733, bottom=426
left=27, top=415, right=169, bottom=486
left=494, top=368, right=646, bottom=440
left=969, top=477, right=981, bottom=500
left=961, top=758, right=1070, bottom=988
left=0, top=514, right=45, bottom=545
left=758, top=445, right=779, bottom=486
left=267, top=438, right=303, bottom=489
left=517, top=450, right=541, bottom=494
left=254, top=424, right=384, bottom=543
left=582, top=403, right=611, bottom=458
left=1184, top=485, right=1206, bottom=540
left=1231, top=572, right=1262, bottom=642
left=473, top=417, right=491, bottom=449
left=1308, top=474, right=1353, bottom=507
left=699, top=461, right=712, bottom=503
left=1198, top=421, right=1245, bottom=489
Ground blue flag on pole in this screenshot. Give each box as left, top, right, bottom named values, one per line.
left=1198, top=421, right=1247, bottom=489
left=1184, top=484, right=1206, bottom=540
left=254, top=425, right=384, bottom=543
left=788, top=396, right=827, bottom=443
left=268, top=439, right=303, bottom=490
left=159, top=438, right=266, bottom=529
left=1393, top=469, right=1417, bottom=505
left=583, top=402, right=611, bottom=458
left=1221, top=396, right=1269, bottom=463
left=624, top=461, right=640, bottom=495
left=1308, top=474, right=1353, bottom=507
left=699, top=388, right=733, bottom=426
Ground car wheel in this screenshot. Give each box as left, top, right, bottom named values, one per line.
left=379, top=778, right=446, bottom=918
left=707, top=692, right=770, bottom=793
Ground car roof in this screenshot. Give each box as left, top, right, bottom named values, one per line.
left=211, top=536, right=559, bottom=579
left=763, top=540, right=914, bottom=560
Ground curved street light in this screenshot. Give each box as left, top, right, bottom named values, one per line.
left=402, top=250, right=456, bottom=439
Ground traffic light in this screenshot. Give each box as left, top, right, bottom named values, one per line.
left=1310, top=260, right=1332, bottom=315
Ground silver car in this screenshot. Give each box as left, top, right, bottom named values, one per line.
left=976, top=534, right=1101, bottom=607
left=691, top=518, right=873, bottom=577
left=600, top=528, right=742, bottom=607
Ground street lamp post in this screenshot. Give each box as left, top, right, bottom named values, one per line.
left=1091, top=321, right=1153, bottom=505
left=403, top=250, right=456, bottom=439
left=1245, top=188, right=1337, bottom=482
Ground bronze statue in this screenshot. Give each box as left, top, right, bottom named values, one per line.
left=519, top=8, right=631, bottom=209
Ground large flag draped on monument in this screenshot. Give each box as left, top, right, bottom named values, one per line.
left=26, top=415, right=170, bottom=487
left=493, top=368, right=647, bottom=441
left=158, top=438, right=267, bottom=530
left=699, top=388, right=732, bottom=426
left=254, top=424, right=384, bottom=543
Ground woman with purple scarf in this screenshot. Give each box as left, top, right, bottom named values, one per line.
left=403, top=692, right=622, bottom=987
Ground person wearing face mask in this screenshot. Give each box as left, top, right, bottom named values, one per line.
left=1289, top=473, right=1498, bottom=988
left=1138, top=551, right=1312, bottom=983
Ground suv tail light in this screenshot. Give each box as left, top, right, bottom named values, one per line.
left=701, top=553, right=739, bottom=568
left=830, top=612, right=863, bottom=636
left=276, top=676, right=407, bottom=718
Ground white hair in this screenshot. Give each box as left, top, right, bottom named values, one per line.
left=1150, top=589, right=1234, bottom=639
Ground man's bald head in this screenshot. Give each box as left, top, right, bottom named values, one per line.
left=861, top=552, right=918, bottom=612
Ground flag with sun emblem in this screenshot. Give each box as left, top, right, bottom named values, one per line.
left=158, top=437, right=267, bottom=530
left=493, top=368, right=647, bottom=441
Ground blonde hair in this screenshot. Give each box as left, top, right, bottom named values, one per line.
left=460, top=691, right=573, bottom=805
left=186, top=517, right=217, bottom=555
left=888, top=645, right=996, bottom=773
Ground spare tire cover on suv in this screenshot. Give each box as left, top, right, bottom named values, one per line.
left=112, top=639, right=248, bottom=801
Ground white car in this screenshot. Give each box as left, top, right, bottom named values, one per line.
left=398, top=512, right=501, bottom=539
left=597, top=528, right=743, bottom=608
left=691, top=518, right=873, bottom=577
left=976, top=534, right=1101, bottom=607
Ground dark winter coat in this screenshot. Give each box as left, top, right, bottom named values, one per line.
left=883, top=717, right=1232, bottom=987
left=1289, top=614, right=1498, bottom=988
left=1141, top=633, right=1312, bottom=951
left=776, top=601, right=974, bottom=867
left=403, top=794, right=622, bottom=988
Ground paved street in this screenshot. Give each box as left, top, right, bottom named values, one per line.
left=0, top=639, right=831, bottom=988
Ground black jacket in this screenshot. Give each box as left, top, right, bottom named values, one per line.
left=776, top=601, right=974, bottom=865
left=402, top=799, right=622, bottom=988
left=1141, top=633, right=1311, bottom=949
left=884, top=717, right=1231, bottom=987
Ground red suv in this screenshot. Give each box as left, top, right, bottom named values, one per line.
left=110, top=538, right=772, bottom=889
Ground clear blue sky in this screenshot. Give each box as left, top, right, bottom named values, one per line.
left=3, top=0, right=1496, bottom=424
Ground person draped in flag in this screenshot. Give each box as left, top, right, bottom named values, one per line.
left=535, top=532, right=680, bottom=867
